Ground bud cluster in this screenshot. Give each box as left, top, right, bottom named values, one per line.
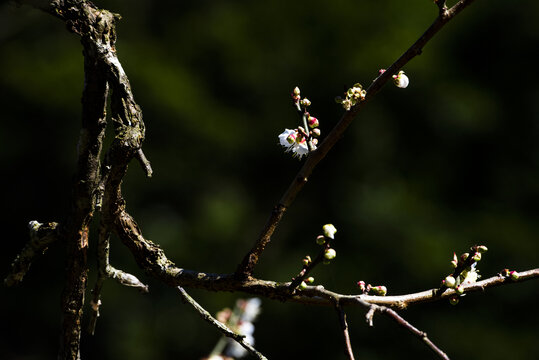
left=335, top=83, right=367, bottom=111
left=441, top=245, right=488, bottom=304
left=356, top=280, right=388, bottom=296
left=500, top=268, right=520, bottom=281
left=291, top=224, right=339, bottom=291
left=278, top=87, right=322, bottom=160
left=319, top=224, right=337, bottom=264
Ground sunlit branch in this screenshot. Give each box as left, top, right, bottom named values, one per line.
left=235, top=0, right=478, bottom=280
left=5, top=221, right=60, bottom=287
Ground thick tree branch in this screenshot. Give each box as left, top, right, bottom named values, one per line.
left=113, top=214, right=539, bottom=306
left=57, top=3, right=110, bottom=358
left=15, top=1, right=138, bottom=358
left=235, top=0, right=478, bottom=280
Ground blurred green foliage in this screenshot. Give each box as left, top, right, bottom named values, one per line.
left=1, top=0, right=538, bottom=359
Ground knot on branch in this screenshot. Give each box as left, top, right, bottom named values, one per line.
left=114, top=123, right=145, bottom=152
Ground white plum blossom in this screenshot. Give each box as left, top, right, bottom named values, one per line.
left=393, top=70, right=409, bottom=88
left=460, top=265, right=479, bottom=285
left=241, top=298, right=261, bottom=323
left=224, top=298, right=262, bottom=359
left=278, top=129, right=311, bottom=159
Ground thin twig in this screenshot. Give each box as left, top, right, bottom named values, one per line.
left=366, top=303, right=450, bottom=360
left=335, top=303, right=355, bottom=360
left=88, top=226, right=110, bottom=335
left=88, top=225, right=148, bottom=335
left=299, top=268, right=539, bottom=308
left=288, top=239, right=332, bottom=290
left=235, top=0, right=478, bottom=280
left=177, top=286, right=268, bottom=360
left=135, top=148, right=153, bottom=178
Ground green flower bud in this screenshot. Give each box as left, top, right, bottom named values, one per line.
left=455, top=285, right=464, bottom=295
left=510, top=271, right=520, bottom=281
left=298, top=281, right=308, bottom=290
left=449, top=296, right=460, bottom=306
left=371, top=286, right=387, bottom=296
left=316, top=235, right=326, bottom=245
left=451, top=252, right=458, bottom=268
left=306, top=277, right=315, bottom=284
left=324, top=248, right=337, bottom=260
left=477, top=245, right=488, bottom=253
left=472, top=252, right=481, bottom=262
left=308, top=116, right=319, bottom=128
left=444, top=275, right=457, bottom=289
left=300, top=98, right=311, bottom=107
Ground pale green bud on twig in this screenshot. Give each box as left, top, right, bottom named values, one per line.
left=324, top=248, right=337, bottom=260
left=449, top=296, right=460, bottom=305
left=316, top=235, right=326, bottom=245
left=444, top=275, right=457, bottom=289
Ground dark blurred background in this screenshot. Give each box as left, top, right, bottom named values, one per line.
left=1, top=0, right=538, bottom=359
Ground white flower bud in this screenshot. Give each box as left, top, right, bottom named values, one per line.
left=392, top=70, right=409, bottom=88
left=444, top=275, right=457, bottom=288
left=324, top=248, right=337, bottom=260
left=300, top=98, right=311, bottom=107
left=322, top=224, right=337, bottom=239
